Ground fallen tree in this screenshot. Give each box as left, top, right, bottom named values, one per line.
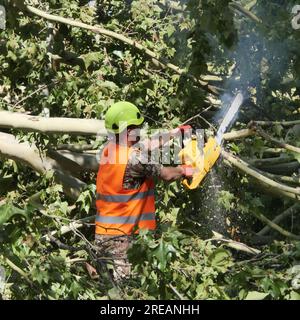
left=0, top=111, right=106, bottom=136
left=222, top=150, right=300, bottom=201
left=257, top=203, right=300, bottom=236
left=0, top=132, right=86, bottom=200
left=1, top=111, right=300, bottom=204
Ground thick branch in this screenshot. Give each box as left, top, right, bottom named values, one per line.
left=56, top=143, right=96, bottom=152
left=223, top=128, right=254, bottom=141
left=47, top=149, right=84, bottom=177
left=247, top=155, right=294, bottom=167
left=255, top=127, right=300, bottom=154
left=256, top=161, right=300, bottom=175
left=57, top=150, right=99, bottom=172
left=252, top=120, right=300, bottom=127
left=223, top=151, right=300, bottom=239
left=0, top=132, right=85, bottom=200
left=253, top=210, right=300, bottom=240
left=261, top=172, right=300, bottom=186
left=257, top=203, right=300, bottom=236
left=0, top=111, right=106, bottom=136
left=229, top=2, right=262, bottom=24
left=0, top=254, right=33, bottom=286
left=222, top=150, right=300, bottom=201
left=17, top=3, right=220, bottom=95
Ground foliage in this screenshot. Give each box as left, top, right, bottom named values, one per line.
left=0, top=0, right=300, bottom=300
left=125, top=229, right=300, bottom=300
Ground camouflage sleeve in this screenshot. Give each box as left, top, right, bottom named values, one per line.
left=127, top=146, right=162, bottom=178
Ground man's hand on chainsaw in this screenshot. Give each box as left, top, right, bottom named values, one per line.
left=160, top=164, right=194, bottom=182
left=180, top=164, right=195, bottom=177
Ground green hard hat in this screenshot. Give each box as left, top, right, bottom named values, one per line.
left=105, top=101, right=144, bottom=133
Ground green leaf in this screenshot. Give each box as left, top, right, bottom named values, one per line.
left=153, top=240, right=167, bottom=271
left=289, top=291, right=300, bottom=300
left=82, top=52, right=102, bottom=69
left=112, top=50, right=124, bottom=59
left=208, top=248, right=232, bottom=271
left=245, top=291, right=269, bottom=300
left=290, top=151, right=300, bottom=163
left=0, top=203, right=28, bottom=226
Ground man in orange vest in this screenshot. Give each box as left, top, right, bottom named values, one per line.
left=95, top=101, right=193, bottom=282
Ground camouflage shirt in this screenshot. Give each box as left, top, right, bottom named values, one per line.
left=123, top=145, right=162, bottom=189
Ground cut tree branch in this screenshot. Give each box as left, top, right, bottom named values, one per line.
left=222, top=150, right=300, bottom=201
left=252, top=120, right=300, bottom=127
left=260, top=172, right=300, bottom=186
left=0, top=132, right=86, bottom=200
left=253, top=210, right=300, bottom=240
left=41, top=215, right=95, bottom=241
left=247, top=155, right=294, bottom=167
left=229, top=1, right=263, bottom=24
left=257, top=203, right=300, bottom=236
left=223, top=128, right=254, bottom=141
left=57, top=150, right=98, bottom=172
left=255, top=127, right=300, bottom=154
left=210, top=231, right=261, bottom=255
left=0, top=111, right=106, bottom=136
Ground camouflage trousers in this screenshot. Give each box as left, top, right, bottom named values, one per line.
left=95, top=234, right=133, bottom=282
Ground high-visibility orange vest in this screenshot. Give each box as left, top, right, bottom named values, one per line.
left=95, top=141, right=156, bottom=236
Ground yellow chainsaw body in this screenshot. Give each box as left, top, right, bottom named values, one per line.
left=179, top=136, right=221, bottom=189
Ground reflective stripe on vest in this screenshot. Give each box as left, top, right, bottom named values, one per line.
left=96, top=189, right=155, bottom=203
left=96, top=212, right=155, bottom=224
left=95, top=142, right=156, bottom=236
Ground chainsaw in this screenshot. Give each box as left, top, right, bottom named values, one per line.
left=178, top=93, right=244, bottom=189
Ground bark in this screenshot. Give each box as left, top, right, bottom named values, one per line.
left=57, top=150, right=99, bottom=172
left=252, top=120, right=300, bottom=127
left=255, top=127, right=300, bottom=155
left=0, top=111, right=106, bottom=136
left=0, top=132, right=86, bottom=200
left=223, top=128, right=254, bottom=141
left=56, top=143, right=96, bottom=152
left=257, top=203, right=300, bottom=236
left=256, top=161, right=300, bottom=175
left=247, top=155, right=294, bottom=167
left=253, top=210, right=300, bottom=240
left=222, top=150, right=300, bottom=200
left=229, top=2, right=263, bottom=24
left=261, top=172, right=300, bottom=186
left=41, top=215, right=95, bottom=241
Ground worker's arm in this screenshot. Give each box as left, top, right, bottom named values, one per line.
left=160, top=165, right=194, bottom=182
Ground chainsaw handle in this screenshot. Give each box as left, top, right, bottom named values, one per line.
left=178, top=125, right=192, bottom=133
